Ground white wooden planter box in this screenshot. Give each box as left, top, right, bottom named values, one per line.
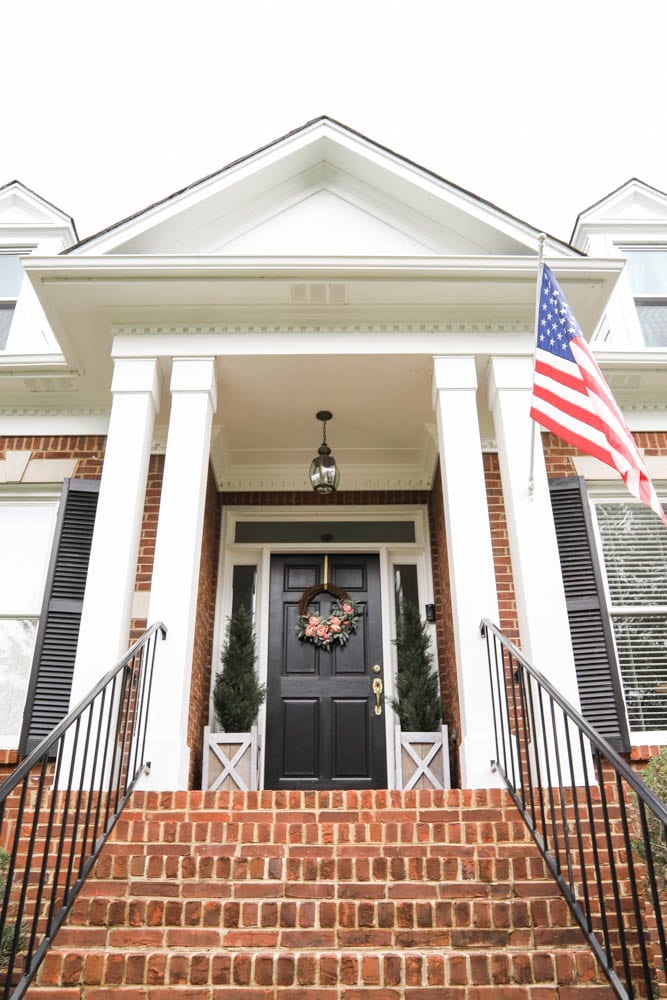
left=394, top=724, right=451, bottom=790
left=202, top=724, right=259, bottom=791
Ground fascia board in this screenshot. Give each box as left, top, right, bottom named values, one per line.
left=24, top=254, right=624, bottom=281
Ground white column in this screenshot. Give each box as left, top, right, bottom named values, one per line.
left=487, top=356, right=580, bottom=708
left=145, top=357, right=217, bottom=789
left=70, top=357, right=160, bottom=705
left=432, top=356, right=502, bottom=789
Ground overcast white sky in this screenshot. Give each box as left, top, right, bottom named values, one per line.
left=6, top=0, right=667, bottom=245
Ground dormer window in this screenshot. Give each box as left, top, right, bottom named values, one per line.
left=0, top=250, right=28, bottom=350
left=622, top=247, right=667, bottom=346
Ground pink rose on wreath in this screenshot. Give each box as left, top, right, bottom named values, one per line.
left=295, top=597, right=361, bottom=649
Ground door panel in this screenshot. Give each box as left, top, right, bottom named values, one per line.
left=265, top=553, right=387, bottom=789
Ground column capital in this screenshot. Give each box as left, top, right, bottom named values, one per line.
left=432, top=356, right=478, bottom=399
left=111, top=356, right=160, bottom=410
left=487, top=355, right=533, bottom=408
left=170, top=356, right=217, bottom=406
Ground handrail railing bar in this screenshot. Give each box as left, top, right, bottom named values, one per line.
left=101, top=673, right=121, bottom=834
left=579, top=741, right=609, bottom=942
left=138, top=637, right=158, bottom=771
left=506, top=648, right=523, bottom=802
left=128, top=651, right=143, bottom=781
left=481, top=620, right=667, bottom=821
left=565, top=722, right=593, bottom=929
left=616, top=770, right=654, bottom=1000
left=64, top=701, right=94, bottom=901
left=110, top=661, right=131, bottom=816
left=516, top=657, right=539, bottom=830
left=595, top=749, right=633, bottom=988
left=496, top=644, right=513, bottom=781
left=79, top=696, right=106, bottom=877
left=45, top=723, right=79, bottom=937
left=120, top=655, right=139, bottom=792
left=637, top=798, right=667, bottom=967
left=89, top=685, right=110, bottom=866
left=522, top=662, right=549, bottom=846
left=537, top=685, right=560, bottom=870
left=551, top=702, right=576, bottom=895
left=0, top=622, right=167, bottom=804
left=485, top=629, right=502, bottom=773
left=36, top=734, right=65, bottom=945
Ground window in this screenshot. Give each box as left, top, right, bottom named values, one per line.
left=622, top=248, right=667, bottom=347
left=0, top=496, right=58, bottom=746
left=593, top=498, right=667, bottom=734
left=0, top=252, right=28, bottom=350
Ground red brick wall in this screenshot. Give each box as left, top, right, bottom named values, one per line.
left=0, top=435, right=105, bottom=479
left=187, top=468, right=221, bottom=789
left=427, top=469, right=459, bottom=786
left=483, top=453, right=518, bottom=641
left=134, top=454, right=164, bottom=592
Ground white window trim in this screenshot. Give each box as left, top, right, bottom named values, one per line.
left=589, top=483, right=667, bottom=745
left=0, top=485, right=59, bottom=748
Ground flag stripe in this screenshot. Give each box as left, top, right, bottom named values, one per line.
left=531, top=264, right=667, bottom=527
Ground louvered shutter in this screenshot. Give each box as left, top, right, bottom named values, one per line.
left=549, top=477, right=631, bottom=753
left=19, top=479, right=99, bottom=755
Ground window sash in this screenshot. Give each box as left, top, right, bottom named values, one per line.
left=594, top=495, right=667, bottom=734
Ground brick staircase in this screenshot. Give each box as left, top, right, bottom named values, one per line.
left=24, top=788, right=616, bottom=999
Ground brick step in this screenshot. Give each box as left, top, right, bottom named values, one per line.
left=30, top=947, right=615, bottom=995
left=19, top=789, right=623, bottom=998
left=66, top=894, right=576, bottom=936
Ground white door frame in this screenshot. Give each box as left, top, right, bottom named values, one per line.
left=212, top=504, right=437, bottom=789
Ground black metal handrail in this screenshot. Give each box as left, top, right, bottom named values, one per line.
left=0, top=622, right=166, bottom=1000
left=481, top=618, right=667, bottom=1000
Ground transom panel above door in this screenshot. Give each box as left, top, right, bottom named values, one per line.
left=265, top=553, right=387, bottom=790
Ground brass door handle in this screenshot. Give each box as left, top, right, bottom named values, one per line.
left=372, top=677, right=383, bottom=716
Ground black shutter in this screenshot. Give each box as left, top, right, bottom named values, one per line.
left=19, top=478, right=99, bottom=755
left=549, top=477, right=631, bottom=753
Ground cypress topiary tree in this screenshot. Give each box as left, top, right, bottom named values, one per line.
left=213, top=606, right=265, bottom=732
left=391, top=601, right=442, bottom=731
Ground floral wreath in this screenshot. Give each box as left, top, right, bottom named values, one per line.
left=295, top=583, right=361, bottom=650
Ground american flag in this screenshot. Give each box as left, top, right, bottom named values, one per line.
left=530, top=264, right=667, bottom=527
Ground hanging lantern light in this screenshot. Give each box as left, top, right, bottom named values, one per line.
left=309, top=410, right=340, bottom=494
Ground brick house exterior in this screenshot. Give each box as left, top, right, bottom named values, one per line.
left=1, top=122, right=666, bottom=792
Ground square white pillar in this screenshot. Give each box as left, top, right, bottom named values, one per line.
left=70, top=357, right=160, bottom=706
left=487, top=356, right=581, bottom=712
left=145, top=357, right=217, bottom=789
left=433, top=356, right=502, bottom=788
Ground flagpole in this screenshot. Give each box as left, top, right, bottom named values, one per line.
left=528, top=233, right=546, bottom=497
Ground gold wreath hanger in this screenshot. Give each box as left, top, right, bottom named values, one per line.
left=297, top=554, right=351, bottom=617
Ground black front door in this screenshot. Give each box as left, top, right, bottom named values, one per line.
left=265, top=553, right=387, bottom=790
